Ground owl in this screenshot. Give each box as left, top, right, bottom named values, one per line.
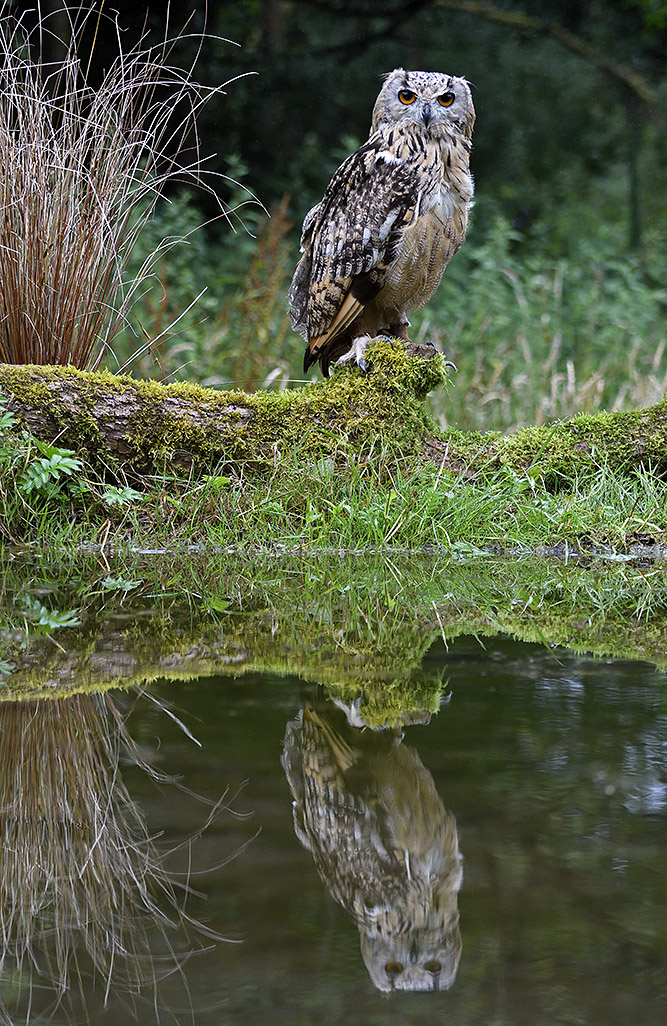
left=281, top=690, right=463, bottom=992
left=289, top=68, right=475, bottom=376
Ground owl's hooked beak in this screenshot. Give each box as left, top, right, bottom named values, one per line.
left=421, top=103, right=432, bottom=127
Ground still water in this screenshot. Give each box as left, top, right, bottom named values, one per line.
left=1, top=634, right=666, bottom=1025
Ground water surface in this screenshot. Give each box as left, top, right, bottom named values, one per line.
left=2, top=632, right=665, bottom=1025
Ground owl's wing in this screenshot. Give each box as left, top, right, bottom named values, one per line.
left=289, top=130, right=422, bottom=357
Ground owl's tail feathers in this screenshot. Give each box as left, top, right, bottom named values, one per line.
left=303, top=338, right=348, bottom=377
left=303, top=344, right=319, bottom=374
left=303, top=342, right=340, bottom=377
left=304, top=704, right=357, bottom=773
left=304, top=292, right=369, bottom=375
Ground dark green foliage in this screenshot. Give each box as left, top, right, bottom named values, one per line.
left=84, top=1, right=666, bottom=238
left=82, top=2, right=665, bottom=428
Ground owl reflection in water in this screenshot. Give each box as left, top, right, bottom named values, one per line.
left=281, top=693, right=462, bottom=992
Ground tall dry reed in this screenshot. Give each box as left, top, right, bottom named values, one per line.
left=0, top=2, right=240, bottom=369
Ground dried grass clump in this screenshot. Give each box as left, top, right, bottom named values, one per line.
left=0, top=3, right=236, bottom=369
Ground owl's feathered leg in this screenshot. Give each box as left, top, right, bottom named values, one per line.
left=335, top=316, right=410, bottom=374
left=335, top=334, right=373, bottom=374
left=385, top=320, right=412, bottom=343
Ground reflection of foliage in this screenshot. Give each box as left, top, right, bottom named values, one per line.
left=323, top=673, right=447, bottom=730
left=17, top=594, right=81, bottom=632
left=434, top=636, right=667, bottom=1012
left=2, top=551, right=667, bottom=708
left=0, top=692, right=230, bottom=1022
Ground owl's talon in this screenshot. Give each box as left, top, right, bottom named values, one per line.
left=419, top=341, right=457, bottom=371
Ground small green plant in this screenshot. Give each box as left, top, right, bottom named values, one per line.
left=0, top=394, right=151, bottom=541
left=18, top=439, right=83, bottom=496
left=1, top=398, right=84, bottom=503
left=0, top=405, right=17, bottom=431
left=100, top=486, right=145, bottom=509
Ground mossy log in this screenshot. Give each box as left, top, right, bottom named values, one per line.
left=2, top=341, right=667, bottom=478
left=0, top=342, right=443, bottom=475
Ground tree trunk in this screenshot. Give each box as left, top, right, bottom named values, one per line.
left=1, top=342, right=667, bottom=480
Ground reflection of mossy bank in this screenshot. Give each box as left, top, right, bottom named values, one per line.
left=1, top=600, right=445, bottom=724
left=2, top=552, right=667, bottom=713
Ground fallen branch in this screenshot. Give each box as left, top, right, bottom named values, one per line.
left=1, top=342, right=667, bottom=480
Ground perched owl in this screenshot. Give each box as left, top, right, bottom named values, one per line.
left=281, top=691, right=463, bottom=992
left=289, top=68, right=475, bottom=376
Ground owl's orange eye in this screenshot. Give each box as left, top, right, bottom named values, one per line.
left=385, top=961, right=404, bottom=976
left=425, top=960, right=442, bottom=974
left=398, top=89, right=415, bottom=104
left=437, top=92, right=455, bottom=107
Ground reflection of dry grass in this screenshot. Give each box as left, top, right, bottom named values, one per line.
left=0, top=692, right=232, bottom=1022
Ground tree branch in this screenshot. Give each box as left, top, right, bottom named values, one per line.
left=436, top=0, right=657, bottom=104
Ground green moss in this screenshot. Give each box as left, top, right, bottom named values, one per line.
left=424, top=396, right=667, bottom=480
left=5, top=594, right=667, bottom=705
left=3, top=549, right=667, bottom=706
